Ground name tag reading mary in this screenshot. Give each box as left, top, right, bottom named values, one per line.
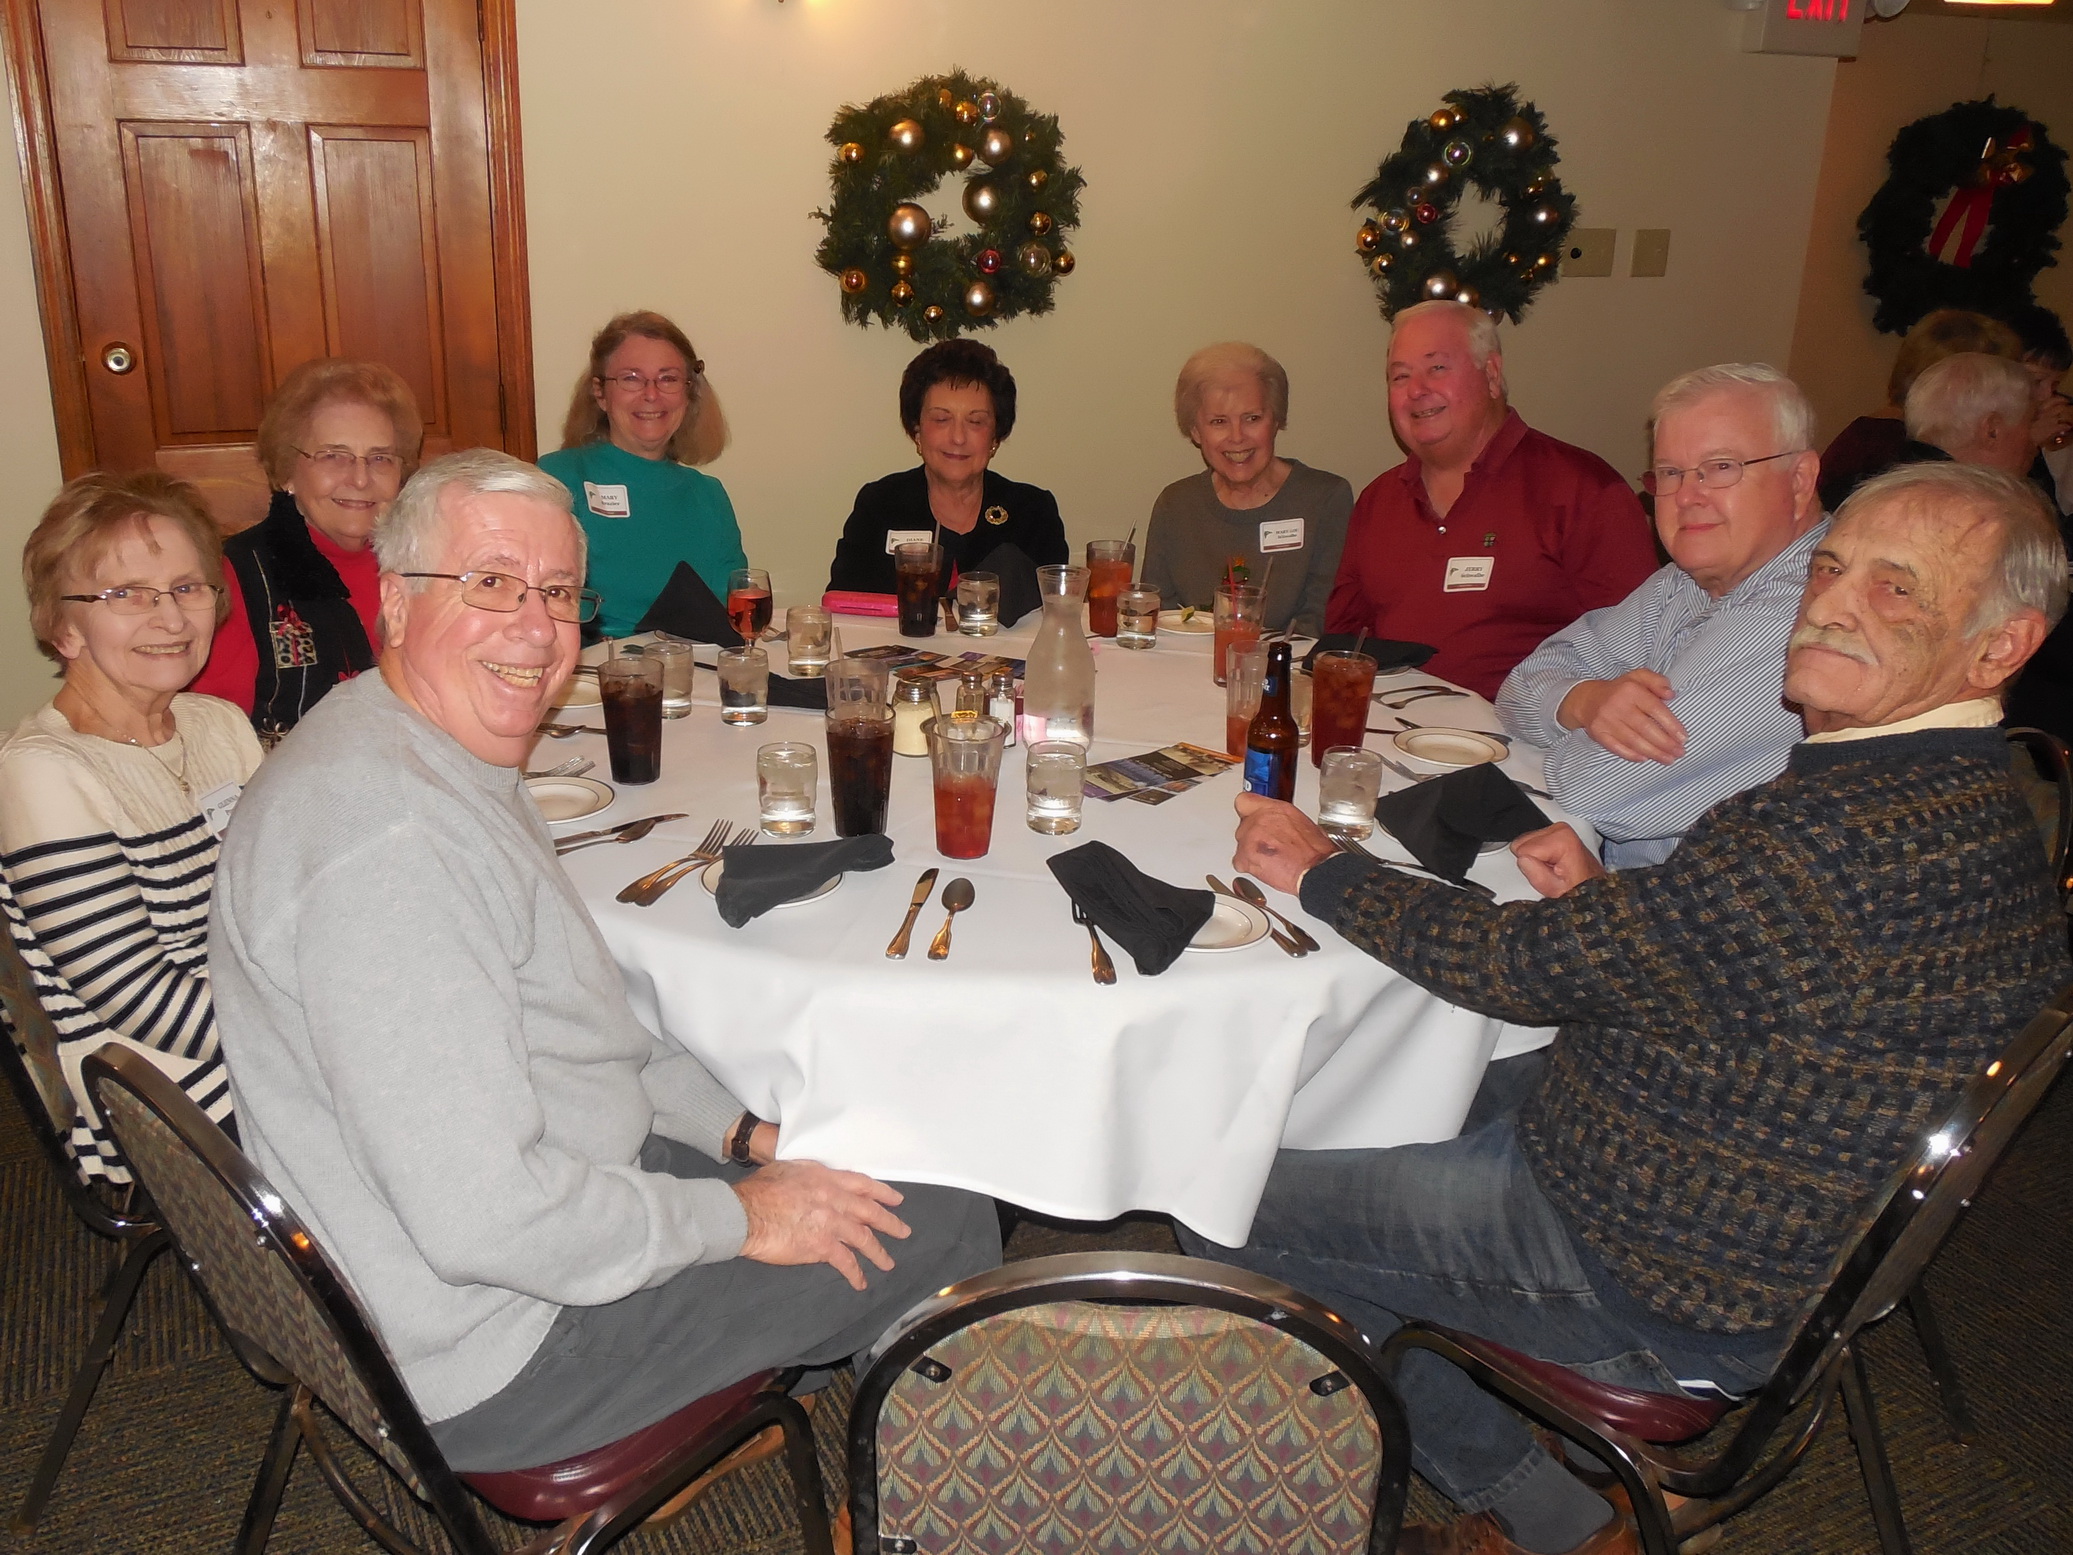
left=583, top=482, right=630, bottom=518
left=1444, top=556, right=1495, bottom=592
left=1259, top=517, right=1305, bottom=553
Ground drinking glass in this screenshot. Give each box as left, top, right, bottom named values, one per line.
left=786, top=606, right=832, bottom=677
left=1026, top=740, right=1086, bottom=835
left=1318, top=747, right=1384, bottom=841
left=646, top=639, right=694, bottom=718
left=1084, top=539, right=1136, bottom=637
left=894, top=542, right=944, bottom=637
left=1116, top=585, right=1160, bottom=649
left=1213, top=582, right=1265, bottom=686
left=1309, top=650, right=1378, bottom=767
left=1291, top=666, right=1314, bottom=747
left=825, top=702, right=893, bottom=837
left=826, top=654, right=889, bottom=713
left=756, top=741, right=818, bottom=837
left=718, top=646, right=769, bottom=725
left=1225, top=640, right=1268, bottom=759
left=726, top=568, right=773, bottom=641
left=955, top=571, right=1001, bottom=636
left=925, top=715, right=1009, bottom=860
left=597, top=656, right=663, bottom=784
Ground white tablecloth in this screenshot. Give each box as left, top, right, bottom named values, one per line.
left=554, top=617, right=1576, bottom=1245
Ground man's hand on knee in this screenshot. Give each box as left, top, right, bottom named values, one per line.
left=734, top=1161, right=911, bottom=1291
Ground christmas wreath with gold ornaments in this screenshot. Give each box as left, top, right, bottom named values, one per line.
left=814, top=70, right=1085, bottom=342
left=1352, top=84, right=1576, bottom=323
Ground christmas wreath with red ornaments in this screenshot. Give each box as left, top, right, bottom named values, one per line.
left=1857, top=97, right=2069, bottom=334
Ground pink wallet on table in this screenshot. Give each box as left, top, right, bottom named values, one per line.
left=822, top=591, right=900, bottom=617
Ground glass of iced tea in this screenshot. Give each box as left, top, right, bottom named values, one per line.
left=598, top=655, right=663, bottom=784
left=893, top=542, right=944, bottom=637
left=1213, top=582, right=1265, bottom=686
left=726, top=568, right=773, bottom=641
left=1309, top=650, right=1377, bottom=767
left=1224, top=640, right=1267, bottom=759
left=825, top=702, right=894, bottom=837
left=924, top=715, right=1009, bottom=860
left=1084, top=539, right=1136, bottom=637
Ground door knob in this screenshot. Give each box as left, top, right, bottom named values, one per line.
left=101, top=342, right=136, bottom=375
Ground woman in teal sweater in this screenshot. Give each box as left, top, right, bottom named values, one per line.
left=540, top=311, right=747, bottom=638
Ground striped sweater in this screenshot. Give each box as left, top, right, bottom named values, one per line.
left=1300, top=726, right=2070, bottom=1333
left=0, top=694, right=262, bottom=1182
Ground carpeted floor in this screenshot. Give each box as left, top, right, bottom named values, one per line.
left=1, top=1074, right=2067, bottom=1554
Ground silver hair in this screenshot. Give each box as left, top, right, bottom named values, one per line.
left=1836, top=460, right=2068, bottom=633
left=373, top=449, right=582, bottom=581
left=1649, top=363, right=1815, bottom=453
left=1173, top=342, right=1290, bottom=437
left=1389, top=300, right=1506, bottom=395
left=1902, top=352, right=2035, bottom=453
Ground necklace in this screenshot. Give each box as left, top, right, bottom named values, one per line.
left=129, top=728, right=193, bottom=800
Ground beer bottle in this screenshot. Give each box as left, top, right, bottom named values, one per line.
left=1244, top=640, right=1300, bottom=801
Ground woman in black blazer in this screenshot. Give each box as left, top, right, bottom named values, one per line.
left=826, top=340, right=1067, bottom=593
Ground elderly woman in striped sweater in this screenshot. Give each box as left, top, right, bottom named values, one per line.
left=1, top=472, right=262, bottom=1180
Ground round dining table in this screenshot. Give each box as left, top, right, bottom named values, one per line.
left=546, top=612, right=1582, bottom=1246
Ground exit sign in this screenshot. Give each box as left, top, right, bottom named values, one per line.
left=1744, top=0, right=1868, bottom=56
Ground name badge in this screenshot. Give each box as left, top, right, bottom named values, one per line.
left=1444, top=556, right=1495, bottom=592
left=1259, top=517, right=1305, bottom=553
left=196, top=781, right=242, bottom=839
left=884, top=528, right=934, bottom=554
left=583, top=482, right=630, bottom=518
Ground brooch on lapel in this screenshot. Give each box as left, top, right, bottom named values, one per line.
left=984, top=505, right=1009, bottom=527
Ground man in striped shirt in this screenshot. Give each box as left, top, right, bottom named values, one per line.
left=1497, top=365, right=1825, bottom=867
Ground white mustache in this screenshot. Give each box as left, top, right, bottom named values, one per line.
left=1789, top=624, right=1877, bottom=665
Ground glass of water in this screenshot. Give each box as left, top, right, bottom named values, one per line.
left=647, top=639, right=694, bottom=718
left=786, top=606, right=832, bottom=677
left=756, top=741, right=817, bottom=836
left=718, top=646, right=769, bottom=725
left=1318, top=747, right=1383, bottom=841
left=1026, top=740, right=1086, bottom=834
left=956, top=571, right=1000, bottom=636
left=1116, top=586, right=1160, bottom=649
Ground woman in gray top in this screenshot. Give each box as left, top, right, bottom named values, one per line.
left=1140, top=342, right=1353, bottom=635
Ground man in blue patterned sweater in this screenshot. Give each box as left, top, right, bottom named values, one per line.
left=1200, top=461, right=2072, bottom=1555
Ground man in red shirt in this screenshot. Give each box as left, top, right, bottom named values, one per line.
left=1326, top=302, right=1657, bottom=698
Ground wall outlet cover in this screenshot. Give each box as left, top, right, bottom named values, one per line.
left=1631, top=229, right=1671, bottom=278
left=1560, top=228, right=1616, bottom=279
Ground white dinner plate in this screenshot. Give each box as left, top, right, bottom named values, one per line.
left=700, top=857, right=844, bottom=909
left=1394, top=728, right=1509, bottom=769
left=1158, top=609, right=1215, bottom=635
left=551, top=675, right=603, bottom=709
left=1187, top=897, right=1271, bottom=953
left=526, top=774, right=615, bottom=824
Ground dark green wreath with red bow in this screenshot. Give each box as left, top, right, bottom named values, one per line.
left=1351, top=84, right=1577, bottom=323
left=1857, top=98, right=2069, bottom=335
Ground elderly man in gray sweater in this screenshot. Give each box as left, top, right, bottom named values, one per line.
left=209, top=449, right=999, bottom=1476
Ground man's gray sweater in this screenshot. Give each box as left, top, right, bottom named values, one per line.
left=210, top=673, right=747, bottom=1422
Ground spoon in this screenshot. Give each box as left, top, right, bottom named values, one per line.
left=1233, top=877, right=1324, bottom=954
left=1207, top=875, right=1301, bottom=957
left=926, top=877, right=975, bottom=961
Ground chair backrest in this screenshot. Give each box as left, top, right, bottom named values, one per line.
left=2006, top=727, right=2073, bottom=907
left=1736, top=981, right=2073, bottom=1434
left=849, top=1252, right=1411, bottom=1555
left=82, top=1044, right=494, bottom=1551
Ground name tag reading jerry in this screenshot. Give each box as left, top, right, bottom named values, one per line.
left=1444, top=556, right=1495, bottom=592
left=583, top=482, right=630, bottom=518
left=1258, top=516, right=1305, bottom=553
left=884, top=529, right=934, bottom=554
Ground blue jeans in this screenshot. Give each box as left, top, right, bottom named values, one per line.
left=1178, top=1064, right=1784, bottom=1529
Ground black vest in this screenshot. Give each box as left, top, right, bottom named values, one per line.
left=223, top=491, right=376, bottom=742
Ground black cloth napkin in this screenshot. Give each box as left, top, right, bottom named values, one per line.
left=1047, top=841, right=1215, bottom=976
left=766, top=675, right=828, bottom=711
left=974, top=541, right=1043, bottom=627
left=714, top=835, right=894, bottom=927
left=1300, top=633, right=1436, bottom=675
left=1372, top=763, right=1547, bottom=884
left=636, top=562, right=744, bottom=647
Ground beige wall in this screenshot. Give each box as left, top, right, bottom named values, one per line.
left=1788, top=13, right=2073, bottom=446
left=0, top=121, right=65, bottom=726
left=0, top=1, right=1838, bottom=723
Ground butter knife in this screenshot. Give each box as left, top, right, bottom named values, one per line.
left=553, top=814, right=688, bottom=847
left=885, top=867, right=941, bottom=959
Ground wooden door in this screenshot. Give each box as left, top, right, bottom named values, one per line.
left=3, top=0, right=533, bottom=531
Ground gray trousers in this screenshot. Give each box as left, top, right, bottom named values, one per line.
left=429, top=1136, right=1003, bottom=1472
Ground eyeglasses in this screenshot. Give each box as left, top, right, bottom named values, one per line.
left=398, top=571, right=601, bottom=624
left=295, top=446, right=404, bottom=476
left=1642, top=451, right=1801, bottom=497
left=596, top=371, right=689, bottom=398
left=61, top=582, right=222, bottom=614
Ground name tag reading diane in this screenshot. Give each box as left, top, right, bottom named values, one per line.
left=1443, top=556, right=1495, bottom=592
left=583, top=482, right=630, bottom=518
left=884, top=529, right=935, bottom=554
left=1258, top=517, right=1305, bottom=553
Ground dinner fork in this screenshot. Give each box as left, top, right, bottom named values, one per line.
left=1374, top=688, right=1462, bottom=711
left=623, top=826, right=758, bottom=908
left=615, top=821, right=737, bottom=905
left=1070, top=902, right=1118, bottom=985
left=524, top=756, right=593, bottom=780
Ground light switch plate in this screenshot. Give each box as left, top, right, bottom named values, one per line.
left=1559, top=228, right=1615, bottom=279
left=1631, top=229, right=1671, bottom=278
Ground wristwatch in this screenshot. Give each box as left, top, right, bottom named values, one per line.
left=728, top=1112, right=764, bottom=1165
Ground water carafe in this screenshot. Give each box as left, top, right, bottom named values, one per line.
left=1019, top=565, right=1096, bottom=747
